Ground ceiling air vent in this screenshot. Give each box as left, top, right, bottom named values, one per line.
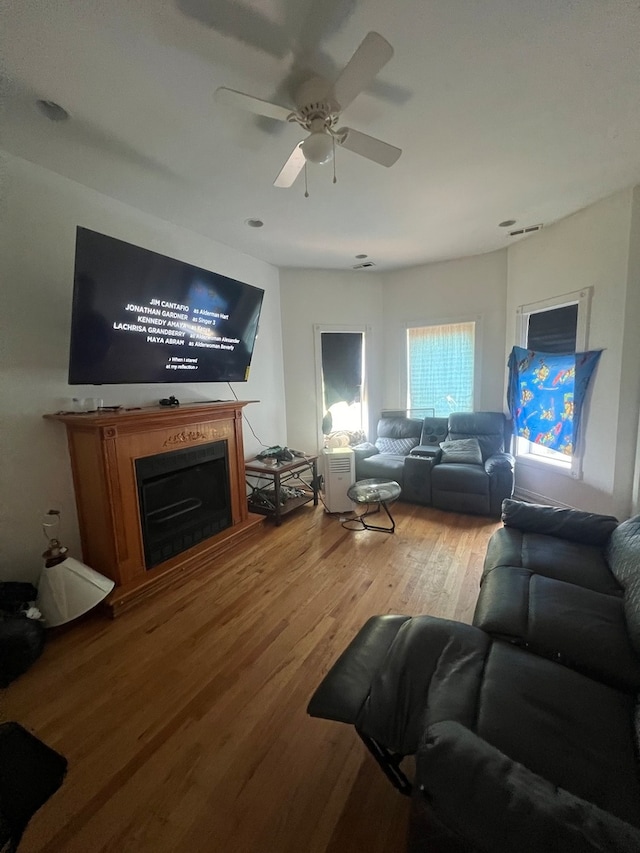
left=508, top=224, right=543, bottom=237
left=352, top=261, right=376, bottom=270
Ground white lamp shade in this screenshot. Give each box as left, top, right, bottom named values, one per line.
left=37, top=557, right=115, bottom=627
left=301, top=132, right=334, bottom=164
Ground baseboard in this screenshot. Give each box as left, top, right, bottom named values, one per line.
left=513, top=486, right=576, bottom=510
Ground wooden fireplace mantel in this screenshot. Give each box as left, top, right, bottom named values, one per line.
left=44, top=402, right=264, bottom=616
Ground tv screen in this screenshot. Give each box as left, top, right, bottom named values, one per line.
left=68, top=228, right=264, bottom=385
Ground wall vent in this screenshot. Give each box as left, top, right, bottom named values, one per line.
left=508, top=224, right=543, bottom=237
left=352, top=261, right=376, bottom=269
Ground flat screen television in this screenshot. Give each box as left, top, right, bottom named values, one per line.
left=68, top=227, right=264, bottom=384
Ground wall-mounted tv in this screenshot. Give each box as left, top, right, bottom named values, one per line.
left=68, top=227, right=264, bottom=385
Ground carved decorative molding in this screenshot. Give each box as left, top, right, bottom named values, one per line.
left=163, top=429, right=208, bottom=447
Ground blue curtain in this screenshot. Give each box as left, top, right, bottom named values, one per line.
left=507, top=346, right=602, bottom=455
left=408, top=323, right=475, bottom=417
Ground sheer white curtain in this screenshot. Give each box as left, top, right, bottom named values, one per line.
left=407, top=322, right=475, bottom=417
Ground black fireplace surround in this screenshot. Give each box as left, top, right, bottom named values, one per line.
left=135, top=441, right=231, bottom=569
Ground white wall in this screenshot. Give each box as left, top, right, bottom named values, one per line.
left=382, top=251, right=508, bottom=413
left=281, top=190, right=640, bottom=518
left=280, top=252, right=508, bottom=454
left=629, top=187, right=640, bottom=516
left=0, top=153, right=285, bottom=582
left=279, top=269, right=385, bottom=453
left=506, top=188, right=640, bottom=517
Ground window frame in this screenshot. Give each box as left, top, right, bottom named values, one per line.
left=314, top=324, right=370, bottom=450
left=514, top=287, right=592, bottom=479
left=402, top=315, right=482, bottom=418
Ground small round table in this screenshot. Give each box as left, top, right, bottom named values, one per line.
left=345, top=478, right=402, bottom=534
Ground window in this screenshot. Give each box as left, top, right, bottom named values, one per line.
left=406, top=322, right=475, bottom=417
left=314, top=326, right=368, bottom=446
left=514, top=288, right=592, bottom=477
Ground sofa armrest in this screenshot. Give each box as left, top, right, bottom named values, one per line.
left=484, top=452, right=514, bottom=475
left=413, top=721, right=640, bottom=853
left=410, top=445, right=442, bottom=460
left=352, top=443, right=379, bottom=462
left=501, top=499, right=618, bottom=546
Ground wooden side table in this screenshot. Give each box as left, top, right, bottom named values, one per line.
left=245, top=455, right=318, bottom=525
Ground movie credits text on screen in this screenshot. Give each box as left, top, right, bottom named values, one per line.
left=114, top=298, right=241, bottom=371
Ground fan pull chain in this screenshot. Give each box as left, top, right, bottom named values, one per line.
left=304, top=162, right=309, bottom=198
left=333, top=137, right=337, bottom=184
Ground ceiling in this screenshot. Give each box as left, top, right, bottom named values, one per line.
left=2, top=0, right=640, bottom=271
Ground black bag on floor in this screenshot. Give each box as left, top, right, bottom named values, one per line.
left=0, top=585, right=38, bottom=615
left=0, top=722, right=67, bottom=852
left=0, top=616, right=45, bottom=688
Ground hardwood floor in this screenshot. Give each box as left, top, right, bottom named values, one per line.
left=2, top=502, right=500, bottom=853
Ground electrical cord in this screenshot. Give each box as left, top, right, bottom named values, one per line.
left=228, top=383, right=357, bottom=524
left=227, top=382, right=269, bottom=448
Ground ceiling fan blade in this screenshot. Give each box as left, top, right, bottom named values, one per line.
left=338, top=128, right=401, bottom=167
left=214, top=87, right=293, bottom=122
left=274, top=143, right=306, bottom=188
left=332, top=32, right=394, bottom=110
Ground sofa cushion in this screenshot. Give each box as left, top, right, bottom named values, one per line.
left=438, top=438, right=482, bottom=465
left=502, top=499, right=619, bottom=546
left=375, top=435, right=420, bottom=455
left=483, top=527, right=622, bottom=595
left=473, top=567, right=640, bottom=691
left=356, top=454, right=406, bottom=484
left=432, top=463, right=489, bottom=496
left=425, top=640, right=640, bottom=828
left=607, top=516, right=640, bottom=658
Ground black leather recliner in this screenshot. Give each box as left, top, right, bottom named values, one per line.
left=307, top=502, right=640, bottom=853
left=430, top=412, right=514, bottom=516
left=353, top=413, right=514, bottom=515
left=353, top=416, right=424, bottom=490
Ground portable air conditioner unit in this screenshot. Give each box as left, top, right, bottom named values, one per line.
left=322, top=448, right=356, bottom=513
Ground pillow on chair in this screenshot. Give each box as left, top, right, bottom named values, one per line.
left=439, top=438, right=483, bottom=465
left=375, top=436, right=420, bottom=455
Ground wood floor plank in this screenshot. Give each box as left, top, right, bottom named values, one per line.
left=2, top=502, right=500, bottom=852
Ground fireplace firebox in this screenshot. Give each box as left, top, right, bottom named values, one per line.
left=136, top=441, right=231, bottom=569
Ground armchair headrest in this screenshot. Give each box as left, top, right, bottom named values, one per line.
left=377, top=416, right=423, bottom=440
left=447, top=412, right=510, bottom=460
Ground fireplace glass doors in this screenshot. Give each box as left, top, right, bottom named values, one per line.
left=135, top=441, right=231, bottom=569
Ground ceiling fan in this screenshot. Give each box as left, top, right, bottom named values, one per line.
left=215, top=32, right=402, bottom=188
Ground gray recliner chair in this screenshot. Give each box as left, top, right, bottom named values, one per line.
left=353, top=417, right=424, bottom=490
left=430, top=412, right=514, bottom=517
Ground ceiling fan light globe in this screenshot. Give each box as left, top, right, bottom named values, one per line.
left=301, top=132, right=334, bottom=165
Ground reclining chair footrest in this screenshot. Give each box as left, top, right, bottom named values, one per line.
left=307, top=615, right=411, bottom=724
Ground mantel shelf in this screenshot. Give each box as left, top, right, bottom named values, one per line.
left=44, top=400, right=258, bottom=428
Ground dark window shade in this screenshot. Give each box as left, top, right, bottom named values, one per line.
left=321, top=332, right=363, bottom=410
left=527, top=304, right=578, bottom=353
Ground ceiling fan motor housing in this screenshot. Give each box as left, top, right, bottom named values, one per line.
left=293, top=78, right=339, bottom=129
